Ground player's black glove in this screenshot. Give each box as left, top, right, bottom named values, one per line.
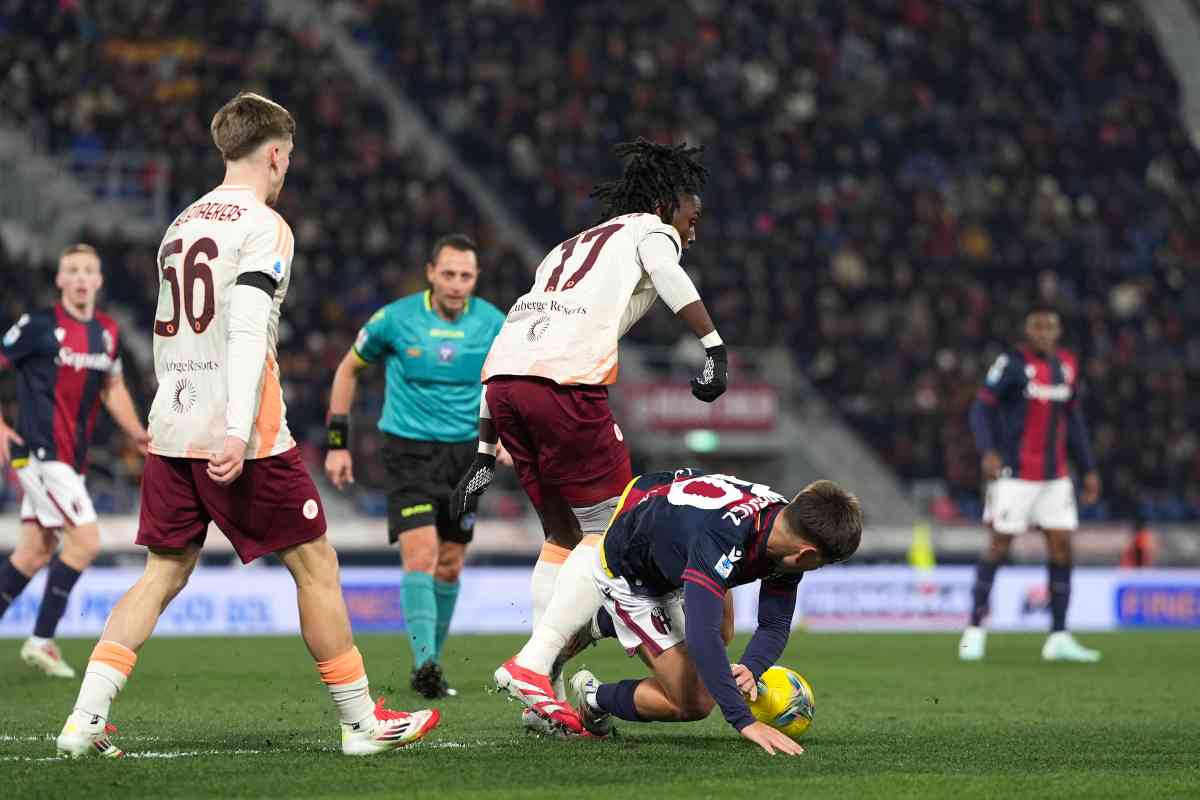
left=450, top=452, right=497, bottom=519
left=690, top=344, right=728, bottom=403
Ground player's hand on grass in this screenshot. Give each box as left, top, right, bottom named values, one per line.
left=450, top=452, right=497, bottom=519
left=981, top=450, right=1002, bottom=481
left=731, top=663, right=758, bottom=701
left=690, top=344, right=728, bottom=403
left=0, top=421, right=23, bottom=468
left=325, top=449, right=354, bottom=489
left=207, top=436, right=248, bottom=486
left=1080, top=470, right=1101, bottom=505
left=739, top=721, right=805, bottom=756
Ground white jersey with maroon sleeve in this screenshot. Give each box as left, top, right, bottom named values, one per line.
left=146, top=184, right=295, bottom=460
left=482, top=213, right=683, bottom=385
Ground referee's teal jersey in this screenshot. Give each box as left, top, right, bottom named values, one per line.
left=353, top=291, right=504, bottom=442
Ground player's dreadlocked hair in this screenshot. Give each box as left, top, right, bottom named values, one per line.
left=590, top=138, right=708, bottom=222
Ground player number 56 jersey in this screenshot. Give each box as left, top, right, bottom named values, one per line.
left=482, top=213, right=682, bottom=385
left=147, top=185, right=295, bottom=460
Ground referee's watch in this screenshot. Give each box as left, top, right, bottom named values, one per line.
left=327, top=414, right=350, bottom=450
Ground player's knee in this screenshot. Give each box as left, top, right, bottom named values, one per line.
left=435, top=556, right=464, bottom=583
left=11, top=547, right=51, bottom=574
left=64, top=526, right=102, bottom=565
left=676, top=696, right=715, bottom=722
left=399, top=529, right=438, bottom=573
left=284, top=536, right=342, bottom=588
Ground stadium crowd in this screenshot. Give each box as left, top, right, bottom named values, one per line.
left=350, top=0, right=1200, bottom=521
left=2, top=0, right=1199, bottom=521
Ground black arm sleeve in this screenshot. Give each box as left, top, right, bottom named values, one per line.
left=235, top=271, right=277, bottom=297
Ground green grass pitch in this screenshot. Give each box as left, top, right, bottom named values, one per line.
left=2, top=632, right=1198, bottom=799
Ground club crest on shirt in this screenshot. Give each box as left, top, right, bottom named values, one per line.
left=102, top=329, right=115, bottom=356
left=527, top=314, right=551, bottom=342
left=54, top=327, right=66, bottom=343
left=438, top=343, right=457, bottom=363
left=171, top=378, right=198, bottom=414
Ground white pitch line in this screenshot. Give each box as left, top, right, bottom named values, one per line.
left=0, top=735, right=162, bottom=742
left=0, top=739, right=484, bottom=762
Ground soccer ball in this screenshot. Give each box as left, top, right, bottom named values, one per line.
left=748, top=666, right=815, bottom=739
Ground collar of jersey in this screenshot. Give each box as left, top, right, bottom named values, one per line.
left=424, top=290, right=470, bottom=317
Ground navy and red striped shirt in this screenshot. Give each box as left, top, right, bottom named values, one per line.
left=602, top=469, right=802, bottom=730
left=968, top=347, right=1095, bottom=481
left=0, top=304, right=122, bottom=473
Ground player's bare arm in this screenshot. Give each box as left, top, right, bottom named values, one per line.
left=324, top=349, right=370, bottom=489
left=100, top=373, right=150, bottom=455
left=0, top=406, right=22, bottom=468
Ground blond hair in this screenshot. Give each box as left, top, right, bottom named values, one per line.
left=60, top=243, right=99, bottom=261
left=210, top=92, right=295, bottom=162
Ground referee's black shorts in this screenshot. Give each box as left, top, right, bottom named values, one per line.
left=381, top=434, right=478, bottom=544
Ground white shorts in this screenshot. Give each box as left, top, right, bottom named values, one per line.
left=983, top=477, right=1077, bottom=535
left=592, top=545, right=686, bottom=657
left=15, top=457, right=98, bottom=530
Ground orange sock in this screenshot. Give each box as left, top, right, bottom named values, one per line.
left=90, top=640, right=137, bottom=676
left=539, top=542, right=571, bottom=565
left=317, top=646, right=374, bottom=726
left=316, top=646, right=366, bottom=685
left=74, top=640, right=137, bottom=720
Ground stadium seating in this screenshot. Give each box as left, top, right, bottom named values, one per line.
left=351, top=0, right=1200, bottom=520
left=3, top=0, right=1198, bottom=520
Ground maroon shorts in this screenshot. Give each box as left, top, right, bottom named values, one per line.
left=136, top=446, right=327, bottom=563
left=485, top=376, right=632, bottom=510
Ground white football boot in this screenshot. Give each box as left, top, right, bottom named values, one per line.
left=522, top=708, right=572, bottom=737
left=958, top=626, right=986, bottom=661
left=56, top=710, right=124, bottom=758
left=341, top=697, right=441, bottom=756
left=1042, top=632, right=1101, bottom=663
left=570, top=670, right=613, bottom=738
left=21, top=637, right=77, bottom=678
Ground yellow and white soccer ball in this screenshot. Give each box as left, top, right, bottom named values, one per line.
left=748, top=666, right=815, bottom=739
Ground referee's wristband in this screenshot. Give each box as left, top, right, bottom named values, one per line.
left=327, top=415, right=350, bottom=450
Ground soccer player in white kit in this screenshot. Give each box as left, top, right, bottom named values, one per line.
left=449, top=139, right=729, bottom=728
left=54, top=92, right=440, bottom=759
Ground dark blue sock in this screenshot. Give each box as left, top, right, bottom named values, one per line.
left=596, top=679, right=645, bottom=722
left=595, top=607, right=616, bottom=639
left=970, top=559, right=1001, bottom=626
left=33, top=557, right=82, bottom=638
left=0, top=558, right=33, bottom=618
left=1049, top=562, right=1071, bottom=633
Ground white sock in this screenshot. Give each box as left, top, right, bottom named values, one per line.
left=328, top=676, right=375, bottom=728
left=29, top=635, right=51, bottom=646
left=530, top=557, right=562, bottom=629
left=74, top=662, right=127, bottom=721
left=517, top=542, right=603, bottom=675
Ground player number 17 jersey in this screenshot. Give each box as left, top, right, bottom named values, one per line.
left=482, top=212, right=682, bottom=385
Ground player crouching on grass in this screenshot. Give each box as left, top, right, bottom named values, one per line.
left=494, top=470, right=862, bottom=756
left=54, top=92, right=439, bottom=759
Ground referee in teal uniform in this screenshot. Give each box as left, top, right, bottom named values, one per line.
left=325, top=234, right=505, bottom=698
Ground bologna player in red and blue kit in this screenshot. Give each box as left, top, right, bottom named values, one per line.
left=0, top=244, right=149, bottom=678
left=961, top=305, right=1102, bottom=663
left=495, top=469, right=861, bottom=755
